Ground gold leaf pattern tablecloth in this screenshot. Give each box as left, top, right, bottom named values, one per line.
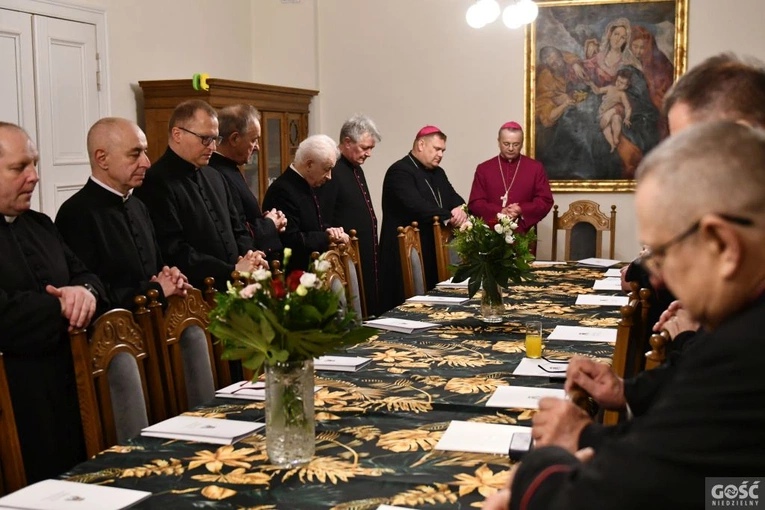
left=63, top=265, right=620, bottom=509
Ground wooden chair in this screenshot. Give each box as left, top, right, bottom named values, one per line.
left=645, top=330, right=671, bottom=370
left=551, top=200, right=616, bottom=261
left=397, top=222, right=427, bottom=299
left=603, top=286, right=651, bottom=425
left=340, top=230, right=368, bottom=319
left=311, top=248, right=358, bottom=316
left=146, top=286, right=225, bottom=415
left=0, top=352, right=26, bottom=495
left=70, top=297, right=164, bottom=458
left=433, top=216, right=454, bottom=283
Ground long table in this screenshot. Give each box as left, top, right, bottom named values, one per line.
left=61, top=265, right=620, bottom=509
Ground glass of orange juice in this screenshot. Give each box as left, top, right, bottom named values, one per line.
left=525, top=321, right=543, bottom=358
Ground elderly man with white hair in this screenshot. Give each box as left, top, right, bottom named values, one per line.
left=263, top=134, right=348, bottom=272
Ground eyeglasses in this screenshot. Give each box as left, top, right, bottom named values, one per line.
left=638, top=213, right=753, bottom=274
left=178, top=127, right=222, bottom=147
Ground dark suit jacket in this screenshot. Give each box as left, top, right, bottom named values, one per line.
left=0, top=211, right=104, bottom=482
left=262, top=167, right=329, bottom=272
left=56, top=178, right=165, bottom=309
left=208, top=152, right=282, bottom=258
left=510, top=296, right=765, bottom=510
left=379, top=153, right=464, bottom=313
left=317, top=155, right=380, bottom=316
left=133, top=147, right=255, bottom=290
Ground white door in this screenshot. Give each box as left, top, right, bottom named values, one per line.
left=0, top=8, right=39, bottom=210
left=34, top=15, right=99, bottom=217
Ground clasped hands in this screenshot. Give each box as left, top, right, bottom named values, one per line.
left=235, top=250, right=269, bottom=273
left=264, top=208, right=287, bottom=232
left=46, top=284, right=97, bottom=332
left=501, top=203, right=522, bottom=219
left=151, top=265, right=192, bottom=298
left=326, top=226, right=349, bottom=245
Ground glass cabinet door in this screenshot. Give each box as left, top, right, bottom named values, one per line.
left=264, top=113, right=284, bottom=191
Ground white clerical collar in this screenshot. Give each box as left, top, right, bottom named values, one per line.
left=4, top=215, right=16, bottom=223
left=90, top=176, right=132, bottom=202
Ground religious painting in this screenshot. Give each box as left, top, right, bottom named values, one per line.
left=524, top=0, right=688, bottom=192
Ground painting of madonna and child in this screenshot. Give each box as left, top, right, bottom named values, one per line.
left=529, top=0, right=687, bottom=187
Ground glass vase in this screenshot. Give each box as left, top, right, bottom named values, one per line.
left=480, top=282, right=505, bottom=323
left=265, top=359, right=315, bottom=468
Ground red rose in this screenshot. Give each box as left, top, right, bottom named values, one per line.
left=487, top=218, right=498, bottom=229
left=271, top=278, right=286, bottom=299
left=286, top=270, right=305, bottom=292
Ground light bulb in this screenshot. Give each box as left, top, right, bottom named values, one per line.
left=517, top=0, right=539, bottom=25
left=466, top=3, right=486, bottom=29
left=478, top=0, right=501, bottom=24
left=502, top=4, right=522, bottom=29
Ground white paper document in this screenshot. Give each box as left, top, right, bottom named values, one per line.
left=604, top=268, right=623, bottom=277
left=405, top=295, right=469, bottom=305
left=593, top=278, right=623, bottom=291
left=547, top=325, right=617, bottom=343
left=0, top=479, right=151, bottom=510
left=435, top=277, right=469, bottom=289
left=531, top=260, right=567, bottom=267
left=486, top=385, right=566, bottom=409
left=363, top=317, right=440, bottom=334
left=435, top=420, right=531, bottom=455
left=314, top=355, right=370, bottom=372
left=575, top=294, right=629, bottom=306
left=141, top=415, right=264, bottom=445
left=512, top=358, right=568, bottom=379
left=377, top=506, right=417, bottom=510
left=577, top=257, right=621, bottom=267
left=216, top=381, right=322, bottom=401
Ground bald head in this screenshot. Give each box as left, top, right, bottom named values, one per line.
left=0, top=122, right=31, bottom=158
left=87, top=117, right=150, bottom=195
left=0, top=122, right=39, bottom=216
left=637, top=121, right=765, bottom=229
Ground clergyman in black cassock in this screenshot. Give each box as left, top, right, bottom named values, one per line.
left=263, top=166, right=331, bottom=272
left=209, top=151, right=282, bottom=258
left=379, top=130, right=465, bottom=313
left=0, top=212, right=105, bottom=483
left=134, top=146, right=256, bottom=290
left=56, top=178, right=168, bottom=309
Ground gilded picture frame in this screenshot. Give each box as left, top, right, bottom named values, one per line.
left=524, top=0, right=688, bottom=192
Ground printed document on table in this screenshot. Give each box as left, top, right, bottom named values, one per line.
left=575, top=294, right=629, bottom=306
left=141, top=415, right=264, bottom=445
left=435, top=420, right=531, bottom=455
left=486, top=386, right=566, bottom=409
left=604, top=268, right=623, bottom=277
left=314, top=355, right=371, bottom=372
left=216, top=381, right=322, bottom=401
left=547, top=325, right=617, bottom=343
left=405, top=295, right=469, bottom=305
left=377, top=506, right=417, bottom=510
left=512, top=358, right=568, bottom=379
left=593, top=278, right=623, bottom=291
left=363, top=317, right=440, bottom=334
left=531, top=260, right=567, bottom=267
left=0, top=479, right=151, bottom=510
left=577, top=257, right=621, bottom=267
left=436, top=277, right=469, bottom=289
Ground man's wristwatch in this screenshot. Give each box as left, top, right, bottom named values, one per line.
left=82, top=283, right=100, bottom=301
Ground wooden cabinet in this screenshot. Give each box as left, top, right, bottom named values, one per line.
left=139, top=79, right=318, bottom=203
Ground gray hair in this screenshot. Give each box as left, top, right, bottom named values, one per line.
left=338, top=114, right=381, bottom=144
left=218, top=104, right=261, bottom=139
left=637, top=121, right=765, bottom=228
left=0, top=122, right=29, bottom=157
left=294, top=134, right=340, bottom=166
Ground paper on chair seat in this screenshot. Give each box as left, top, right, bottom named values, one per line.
left=435, top=420, right=531, bottom=455
left=363, top=317, right=439, bottom=334
left=575, top=294, right=629, bottom=306
left=577, top=257, right=621, bottom=267
left=405, top=295, right=469, bottom=305
left=486, top=386, right=566, bottom=409
left=593, top=278, right=623, bottom=290
left=547, top=325, right=617, bottom=343
left=604, top=268, right=622, bottom=277
left=0, top=479, right=151, bottom=510
left=512, top=358, right=568, bottom=379
left=141, top=415, right=264, bottom=445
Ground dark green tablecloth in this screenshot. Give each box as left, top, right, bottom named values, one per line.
left=63, top=265, right=620, bottom=509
